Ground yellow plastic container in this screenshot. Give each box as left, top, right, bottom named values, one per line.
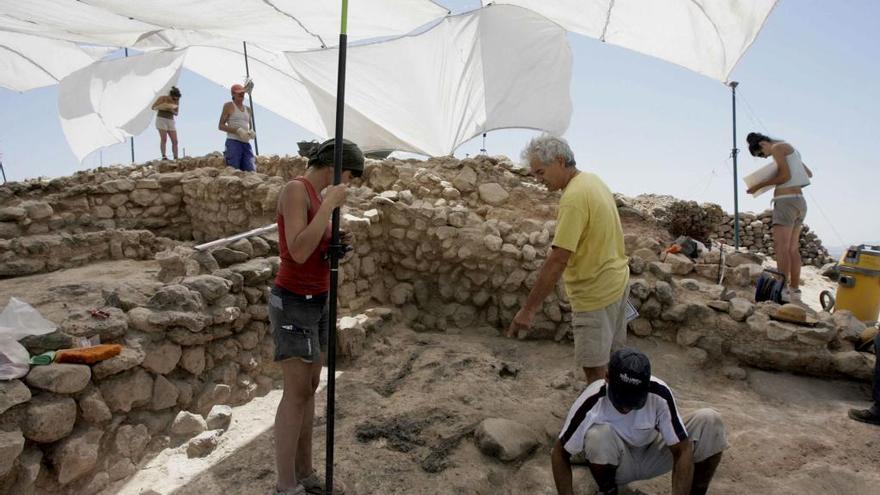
left=835, top=244, right=880, bottom=323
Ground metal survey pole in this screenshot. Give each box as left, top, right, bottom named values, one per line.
left=326, top=1, right=349, bottom=493
left=729, top=81, right=740, bottom=250
left=243, top=42, right=259, bottom=156
left=125, top=48, right=135, bottom=163
left=0, top=160, right=6, bottom=184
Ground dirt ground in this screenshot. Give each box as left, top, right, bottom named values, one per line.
left=3, top=256, right=876, bottom=495
left=106, top=324, right=878, bottom=495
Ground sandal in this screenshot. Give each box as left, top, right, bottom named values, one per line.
left=300, top=470, right=347, bottom=495
left=273, top=484, right=305, bottom=495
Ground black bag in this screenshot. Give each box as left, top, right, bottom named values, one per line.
left=755, top=269, right=786, bottom=304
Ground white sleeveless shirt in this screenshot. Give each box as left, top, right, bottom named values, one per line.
left=777, top=149, right=810, bottom=190
left=226, top=103, right=251, bottom=142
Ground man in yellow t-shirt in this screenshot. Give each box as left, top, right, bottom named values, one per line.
left=507, top=135, right=630, bottom=384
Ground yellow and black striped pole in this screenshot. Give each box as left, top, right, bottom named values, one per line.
left=326, top=1, right=349, bottom=493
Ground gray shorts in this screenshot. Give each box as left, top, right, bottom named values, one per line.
left=155, top=116, right=176, bottom=131
left=772, top=195, right=807, bottom=226
left=268, top=285, right=328, bottom=363
left=572, top=285, right=630, bottom=368
left=583, top=409, right=729, bottom=485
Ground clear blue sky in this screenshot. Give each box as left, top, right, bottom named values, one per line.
left=1, top=0, right=877, bottom=249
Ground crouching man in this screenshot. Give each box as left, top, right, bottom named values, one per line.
left=551, top=349, right=727, bottom=495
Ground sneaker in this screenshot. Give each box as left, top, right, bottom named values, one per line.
left=300, top=470, right=346, bottom=495
left=848, top=408, right=880, bottom=426
left=790, top=288, right=802, bottom=301
left=780, top=288, right=791, bottom=303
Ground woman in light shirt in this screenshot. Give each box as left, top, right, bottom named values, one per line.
left=151, top=86, right=181, bottom=160
left=746, top=132, right=813, bottom=302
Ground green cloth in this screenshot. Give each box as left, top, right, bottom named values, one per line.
left=29, top=351, right=56, bottom=365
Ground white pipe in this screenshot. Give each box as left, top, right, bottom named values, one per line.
left=194, top=224, right=277, bottom=251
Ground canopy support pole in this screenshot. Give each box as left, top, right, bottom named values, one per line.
left=326, top=1, right=349, bottom=493
left=729, top=81, right=740, bottom=251
left=125, top=48, right=135, bottom=164
left=243, top=42, right=259, bottom=156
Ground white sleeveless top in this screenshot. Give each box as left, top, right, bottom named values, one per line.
left=226, top=103, right=251, bottom=142
left=777, top=149, right=810, bottom=190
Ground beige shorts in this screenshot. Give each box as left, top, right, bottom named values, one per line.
left=155, top=116, right=176, bottom=131
left=583, top=409, right=729, bottom=485
left=772, top=195, right=806, bottom=226
left=572, top=285, right=630, bottom=368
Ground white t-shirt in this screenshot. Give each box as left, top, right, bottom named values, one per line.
left=559, top=376, right=688, bottom=454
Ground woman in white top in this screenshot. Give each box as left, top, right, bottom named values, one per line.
left=218, top=83, right=256, bottom=171
left=746, top=132, right=814, bottom=301
left=151, top=86, right=181, bottom=160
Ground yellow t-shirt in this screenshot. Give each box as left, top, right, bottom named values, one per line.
left=552, top=172, right=629, bottom=312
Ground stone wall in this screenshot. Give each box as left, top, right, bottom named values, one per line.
left=626, top=194, right=833, bottom=266
left=1, top=153, right=869, bottom=493
left=0, top=238, right=389, bottom=494
left=0, top=230, right=171, bottom=278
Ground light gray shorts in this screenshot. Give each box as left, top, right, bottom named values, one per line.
left=772, top=195, right=807, bottom=226
left=572, top=284, right=630, bottom=368
left=155, top=116, right=176, bottom=131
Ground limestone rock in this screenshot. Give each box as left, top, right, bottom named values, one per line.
left=25, top=363, right=91, bottom=394
left=653, top=281, right=674, bottom=306
left=474, top=418, right=539, bottom=462
left=77, top=387, right=112, bottom=424
left=171, top=410, right=208, bottom=439
left=707, top=300, right=731, bottom=313
left=141, top=341, right=182, bottom=375
left=729, top=298, right=755, bottom=322
left=187, top=430, right=222, bottom=458
left=0, top=379, right=31, bottom=414
left=151, top=375, right=180, bottom=410
left=92, top=346, right=145, bottom=379
left=206, top=405, right=233, bottom=431
left=647, top=262, right=673, bottom=282
left=59, top=307, right=127, bottom=340
left=180, top=346, right=207, bottom=375
left=147, top=284, right=204, bottom=312
left=108, top=458, right=136, bottom=481
left=52, top=427, right=103, bottom=485
left=182, top=275, right=233, bottom=302
left=628, top=318, right=652, bottom=337
left=0, top=429, right=25, bottom=477
left=632, top=247, right=659, bottom=262
left=99, top=368, right=153, bottom=412
left=229, top=258, right=275, bottom=285
left=452, top=166, right=478, bottom=192
left=81, top=471, right=110, bottom=495
left=10, top=447, right=41, bottom=494
left=114, top=424, right=150, bottom=460
left=23, top=394, right=77, bottom=443
left=478, top=183, right=510, bottom=206
left=628, top=255, right=646, bottom=275
left=664, top=252, right=694, bottom=275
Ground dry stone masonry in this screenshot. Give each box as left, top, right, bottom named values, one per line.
left=0, top=152, right=866, bottom=494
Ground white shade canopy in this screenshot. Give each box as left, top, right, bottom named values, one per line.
left=285, top=4, right=573, bottom=156
left=482, top=0, right=778, bottom=82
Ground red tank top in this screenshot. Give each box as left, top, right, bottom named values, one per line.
left=275, top=177, right=331, bottom=295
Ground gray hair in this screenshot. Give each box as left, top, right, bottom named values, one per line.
left=520, top=134, right=576, bottom=168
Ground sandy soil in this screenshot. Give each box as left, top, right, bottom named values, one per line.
left=106, top=324, right=878, bottom=495
left=0, top=259, right=161, bottom=323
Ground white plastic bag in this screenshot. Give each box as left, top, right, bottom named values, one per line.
left=0, top=337, right=31, bottom=380
left=0, top=297, right=57, bottom=340
left=0, top=298, right=57, bottom=380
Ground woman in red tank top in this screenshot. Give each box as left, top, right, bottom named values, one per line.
left=269, top=139, right=363, bottom=495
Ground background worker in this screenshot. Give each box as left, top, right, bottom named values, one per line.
left=218, top=82, right=256, bottom=171
left=151, top=86, right=181, bottom=160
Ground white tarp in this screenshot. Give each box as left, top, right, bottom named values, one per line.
left=285, top=5, right=572, bottom=155
left=58, top=50, right=186, bottom=162
left=0, top=31, right=101, bottom=91
left=483, top=0, right=777, bottom=82
left=0, top=0, right=447, bottom=92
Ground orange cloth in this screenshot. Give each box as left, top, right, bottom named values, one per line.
left=55, top=344, right=122, bottom=364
